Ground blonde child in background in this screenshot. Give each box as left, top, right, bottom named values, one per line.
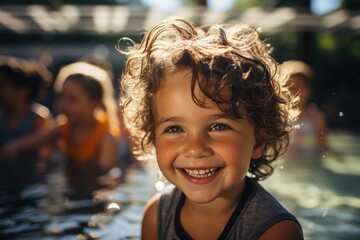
left=119, top=18, right=303, bottom=239
left=2, top=63, right=120, bottom=199
left=55, top=61, right=124, bottom=192
left=54, top=61, right=120, bottom=138
left=56, top=60, right=134, bottom=175
left=0, top=55, right=52, bottom=195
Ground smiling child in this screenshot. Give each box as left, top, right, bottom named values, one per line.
left=120, top=18, right=303, bottom=240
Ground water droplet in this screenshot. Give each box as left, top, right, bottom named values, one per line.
left=155, top=180, right=165, bottom=192
left=107, top=202, right=120, bottom=210
left=339, top=111, right=344, bottom=117
left=322, top=209, right=328, bottom=217
left=106, top=202, right=121, bottom=214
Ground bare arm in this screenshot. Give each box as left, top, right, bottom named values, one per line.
left=260, top=220, right=303, bottom=240
left=141, top=193, right=160, bottom=240
left=32, top=106, right=55, bottom=171
left=0, top=115, right=64, bottom=158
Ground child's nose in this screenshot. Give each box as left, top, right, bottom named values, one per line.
left=182, top=134, right=213, bottom=158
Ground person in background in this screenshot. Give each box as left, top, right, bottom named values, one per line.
left=55, top=61, right=123, bottom=195
left=56, top=59, right=134, bottom=178
left=0, top=55, right=53, bottom=195
left=72, top=56, right=135, bottom=175
left=280, top=60, right=327, bottom=167
left=120, top=18, right=303, bottom=239
left=2, top=64, right=120, bottom=199
left=54, top=61, right=120, bottom=138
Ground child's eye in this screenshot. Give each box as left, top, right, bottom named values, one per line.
left=210, top=123, right=231, bottom=131
left=164, top=125, right=183, bottom=134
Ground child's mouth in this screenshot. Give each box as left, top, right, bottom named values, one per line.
left=182, top=168, right=221, bottom=178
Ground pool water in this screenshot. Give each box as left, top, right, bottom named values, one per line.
left=0, top=163, right=156, bottom=240
left=261, top=130, right=360, bottom=240
left=0, top=131, right=359, bottom=239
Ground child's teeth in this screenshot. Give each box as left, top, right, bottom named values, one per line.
left=184, top=168, right=218, bottom=178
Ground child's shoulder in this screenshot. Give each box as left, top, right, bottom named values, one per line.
left=141, top=192, right=162, bottom=240
left=142, top=186, right=180, bottom=239
left=259, top=220, right=303, bottom=240
left=144, top=191, right=162, bottom=212
left=143, top=185, right=179, bottom=222
left=243, top=178, right=303, bottom=238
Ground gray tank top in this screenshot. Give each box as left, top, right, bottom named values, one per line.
left=158, top=177, right=301, bottom=240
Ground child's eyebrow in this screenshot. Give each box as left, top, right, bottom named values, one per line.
left=212, top=113, right=247, bottom=121
left=211, top=113, right=235, bottom=120
left=156, top=114, right=237, bottom=126
left=156, top=117, right=184, bottom=126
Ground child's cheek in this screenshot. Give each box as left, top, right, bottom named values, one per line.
left=155, top=139, right=179, bottom=163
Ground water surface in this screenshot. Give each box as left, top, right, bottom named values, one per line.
left=0, top=131, right=358, bottom=239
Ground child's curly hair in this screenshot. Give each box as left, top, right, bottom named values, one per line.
left=119, top=17, right=299, bottom=180
left=0, top=55, right=52, bottom=101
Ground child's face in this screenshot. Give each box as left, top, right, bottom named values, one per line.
left=0, top=78, right=28, bottom=107
left=58, top=80, right=97, bottom=124
left=153, top=69, right=264, bottom=204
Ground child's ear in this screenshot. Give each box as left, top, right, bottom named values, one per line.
left=251, top=142, right=265, bottom=159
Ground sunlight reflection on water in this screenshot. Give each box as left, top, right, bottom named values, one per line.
left=260, top=131, right=360, bottom=240
left=0, top=131, right=358, bottom=239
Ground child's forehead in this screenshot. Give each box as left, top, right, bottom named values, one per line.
left=159, top=69, right=204, bottom=95
left=155, top=68, right=242, bottom=112
left=164, top=66, right=232, bottom=89
left=161, top=67, right=192, bottom=79
left=62, top=79, right=85, bottom=92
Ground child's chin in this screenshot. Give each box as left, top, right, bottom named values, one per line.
left=182, top=189, right=219, bottom=204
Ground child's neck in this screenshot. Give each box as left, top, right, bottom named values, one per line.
left=180, top=181, right=246, bottom=239
left=71, top=117, right=97, bottom=131
left=184, top=195, right=238, bottom=218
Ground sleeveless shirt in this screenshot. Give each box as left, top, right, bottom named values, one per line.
left=60, top=118, right=108, bottom=163
left=60, top=119, right=108, bottom=198
left=158, top=177, right=302, bottom=240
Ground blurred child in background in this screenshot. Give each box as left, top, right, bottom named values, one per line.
left=2, top=62, right=120, bottom=199
left=281, top=60, right=327, bottom=167
left=58, top=72, right=120, bottom=199
left=57, top=58, right=135, bottom=175
left=0, top=55, right=53, bottom=195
